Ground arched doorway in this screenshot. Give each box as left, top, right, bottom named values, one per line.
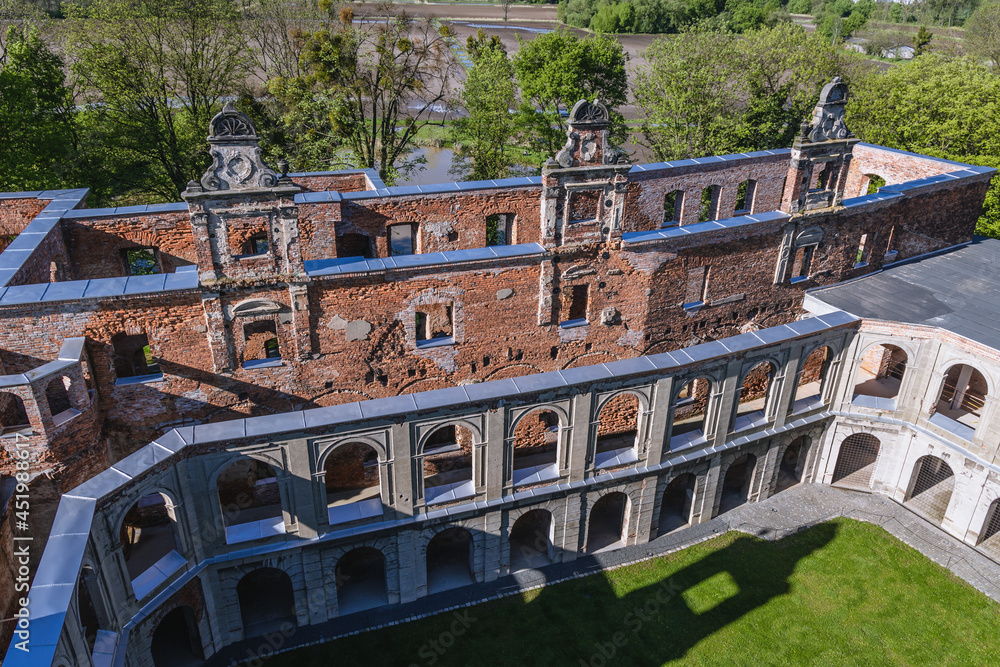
left=336, top=547, right=387, bottom=614
left=831, top=433, right=881, bottom=489
left=854, top=344, right=906, bottom=402
left=904, top=456, right=955, bottom=524
left=119, top=492, right=179, bottom=586
left=512, top=410, right=560, bottom=486
left=0, top=391, right=31, bottom=435
left=237, top=568, right=296, bottom=638
left=509, top=509, right=553, bottom=571
left=217, top=458, right=284, bottom=544
left=933, top=364, right=988, bottom=438
left=719, top=454, right=756, bottom=513
left=733, top=362, right=774, bottom=431
left=658, top=474, right=696, bottom=536
left=775, top=436, right=808, bottom=493
left=151, top=606, right=203, bottom=667
left=586, top=492, right=629, bottom=553
left=426, top=527, right=474, bottom=594
left=324, top=443, right=383, bottom=526
left=423, top=425, right=475, bottom=505
left=595, top=393, right=639, bottom=468
left=670, top=378, right=711, bottom=449
left=792, top=347, right=830, bottom=412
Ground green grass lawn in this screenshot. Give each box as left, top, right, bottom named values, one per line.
left=264, top=519, right=1000, bottom=666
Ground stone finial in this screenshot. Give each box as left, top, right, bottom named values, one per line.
left=806, top=77, right=852, bottom=143
left=193, top=102, right=279, bottom=193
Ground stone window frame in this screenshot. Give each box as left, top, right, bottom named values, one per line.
left=404, top=288, right=463, bottom=351
left=228, top=299, right=289, bottom=370
left=388, top=222, right=418, bottom=257
left=224, top=211, right=274, bottom=261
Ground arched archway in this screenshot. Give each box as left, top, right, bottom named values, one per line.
left=586, top=492, right=629, bottom=553
left=237, top=567, right=296, bottom=638
left=720, top=454, right=756, bottom=513
left=426, top=527, right=474, bottom=594
left=45, top=376, right=77, bottom=425
left=595, top=393, right=639, bottom=468
left=734, top=362, right=774, bottom=431
left=658, top=473, right=696, bottom=536
left=933, top=364, right=988, bottom=438
left=217, top=458, right=284, bottom=544
left=775, top=436, right=809, bottom=493
left=832, top=433, right=881, bottom=489
left=512, top=409, right=560, bottom=486
left=509, top=509, right=553, bottom=571
left=336, top=547, right=387, bottom=614
left=151, top=606, right=203, bottom=667
left=978, top=499, right=1000, bottom=556
left=423, top=425, right=474, bottom=505
left=905, top=456, right=955, bottom=524
left=854, top=344, right=907, bottom=402
left=793, top=347, right=830, bottom=412
left=0, top=391, right=30, bottom=435
left=671, top=378, right=711, bottom=449
left=324, top=443, right=383, bottom=526
left=119, top=492, right=181, bottom=596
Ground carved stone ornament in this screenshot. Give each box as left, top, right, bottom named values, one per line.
left=568, top=99, right=610, bottom=126
left=555, top=131, right=578, bottom=168
left=807, top=77, right=851, bottom=143
left=199, top=102, right=279, bottom=192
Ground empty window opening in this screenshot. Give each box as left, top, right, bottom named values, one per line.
left=151, top=605, right=204, bottom=667
left=0, top=392, right=30, bottom=435
left=832, top=433, right=881, bottom=489
left=719, top=453, right=756, bottom=513
left=512, top=410, right=560, bottom=486
left=864, top=173, right=886, bottom=196
left=586, top=492, right=628, bottom=553
left=121, top=247, right=159, bottom=276
left=336, top=547, right=388, bottom=614
left=735, top=180, right=756, bottom=215
left=854, top=344, right=906, bottom=402
left=423, top=424, right=473, bottom=505
left=671, top=377, right=710, bottom=447
left=662, top=190, right=683, bottom=227
left=389, top=223, right=415, bottom=256
left=775, top=436, right=808, bottom=493
left=904, top=455, right=955, bottom=525
left=568, top=190, right=601, bottom=223
left=734, top=362, right=774, bottom=430
left=595, top=393, right=639, bottom=467
left=509, top=509, right=554, bottom=571
left=112, top=332, right=161, bottom=380
left=337, top=233, right=373, bottom=259
left=324, top=443, right=381, bottom=524
left=854, top=233, right=871, bottom=267
left=77, top=566, right=108, bottom=657
left=562, top=284, right=589, bottom=325
left=45, top=376, right=78, bottom=426
left=427, top=527, right=474, bottom=593
left=884, top=225, right=898, bottom=261
left=791, top=245, right=815, bottom=284
left=978, top=499, right=1000, bottom=553
left=119, top=492, right=179, bottom=582
left=934, top=364, right=988, bottom=436
left=415, top=303, right=453, bottom=344
left=487, top=213, right=514, bottom=246
left=657, top=473, right=696, bottom=536
left=792, top=346, right=830, bottom=410
left=237, top=568, right=296, bottom=639
left=685, top=267, right=708, bottom=307
left=217, top=458, right=283, bottom=537
left=244, top=233, right=270, bottom=256
left=698, top=185, right=721, bottom=223
left=243, top=320, right=280, bottom=361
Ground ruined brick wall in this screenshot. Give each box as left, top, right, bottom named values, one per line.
left=63, top=213, right=197, bottom=280
left=0, top=198, right=46, bottom=252
left=624, top=153, right=789, bottom=232
left=844, top=144, right=965, bottom=197
left=7, top=225, right=71, bottom=286
left=293, top=172, right=372, bottom=193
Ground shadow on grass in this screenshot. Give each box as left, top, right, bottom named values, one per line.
left=251, top=522, right=839, bottom=667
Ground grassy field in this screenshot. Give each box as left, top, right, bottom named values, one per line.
left=263, top=519, right=1000, bottom=666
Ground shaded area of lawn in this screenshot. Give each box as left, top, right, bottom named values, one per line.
left=264, top=519, right=1000, bottom=666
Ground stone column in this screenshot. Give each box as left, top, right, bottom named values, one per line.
left=200, top=292, right=232, bottom=373
left=288, top=283, right=312, bottom=360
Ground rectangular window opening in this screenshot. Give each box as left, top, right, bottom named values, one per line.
left=855, top=233, right=870, bottom=268
left=416, top=304, right=453, bottom=344
left=244, top=320, right=280, bottom=362
left=735, top=180, right=756, bottom=215
left=122, top=248, right=160, bottom=276
left=791, top=246, right=814, bottom=284
left=663, top=190, right=683, bottom=227
left=389, top=224, right=415, bottom=256
left=112, top=333, right=161, bottom=379
left=684, top=267, right=708, bottom=308
left=698, top=186, right=721, bottom=223
left=566, top=284, right=589, bottom=322
left=487, top=214, right=513, bottom=246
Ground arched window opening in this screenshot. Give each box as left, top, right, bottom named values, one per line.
left=426, top=527, right=474, bottom=594
left=237, top=568, right=296, bottom=639
left=512, top=410, right=560, bottom=487
left=217, top=459, right=284, bottom=544
left=595, top=393, right=640, bottom=469
left=119, top=492, right=184, bottom=598
left=0, top=392, right=31, bottom=436
left=719, top=454, right=756, bottom=513
left=775, top=436, right=808, bottom=493
left=733, top=362, right=774, bottom=431
left=151, top=606, right=203, bottom=667
left=586, top=492, right=629, bottom=553
left=423, top=425, right=474, bottom=505
left=325, top=443, right=383, bottom=526
left=832, top=433, right=881, bottom=489
left=46, top=376, right=79, bottom=427
left=792, top=347, right=830, bottom=413
left=336, top=547, right=387, bottom=614
left=904, top=455, right=955, bottom=525
left=932, top=364, right=988, bottom=440
left=735, top=179, right=756, bottom=215
left=853, top=344, right=906, bottom=406
left=670, top=378, right=711, bottom=449
left=662, top=190, right=683, bottom=227
left=658, top=473, right=696, bottom=536
left=977, top=499, right=1000, bottom=555
left=863, top=173, right=886, bottom=196
left=509, top=509, right=554, bottom=571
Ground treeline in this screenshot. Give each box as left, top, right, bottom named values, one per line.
left=559, top=0, right=791, bottom=34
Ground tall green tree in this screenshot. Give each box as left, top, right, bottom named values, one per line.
left=512, top=30, right=628, bottom=155
left=964, top=2, right=1000, bottom=69
left=65, top=0, right=251, bottom=202
left=846, top=55, right=1000, bottom=236
left=452, top=37, right=518, bottom=180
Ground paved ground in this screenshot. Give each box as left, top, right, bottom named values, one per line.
left=210, top=484, right=1000, bottom=665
